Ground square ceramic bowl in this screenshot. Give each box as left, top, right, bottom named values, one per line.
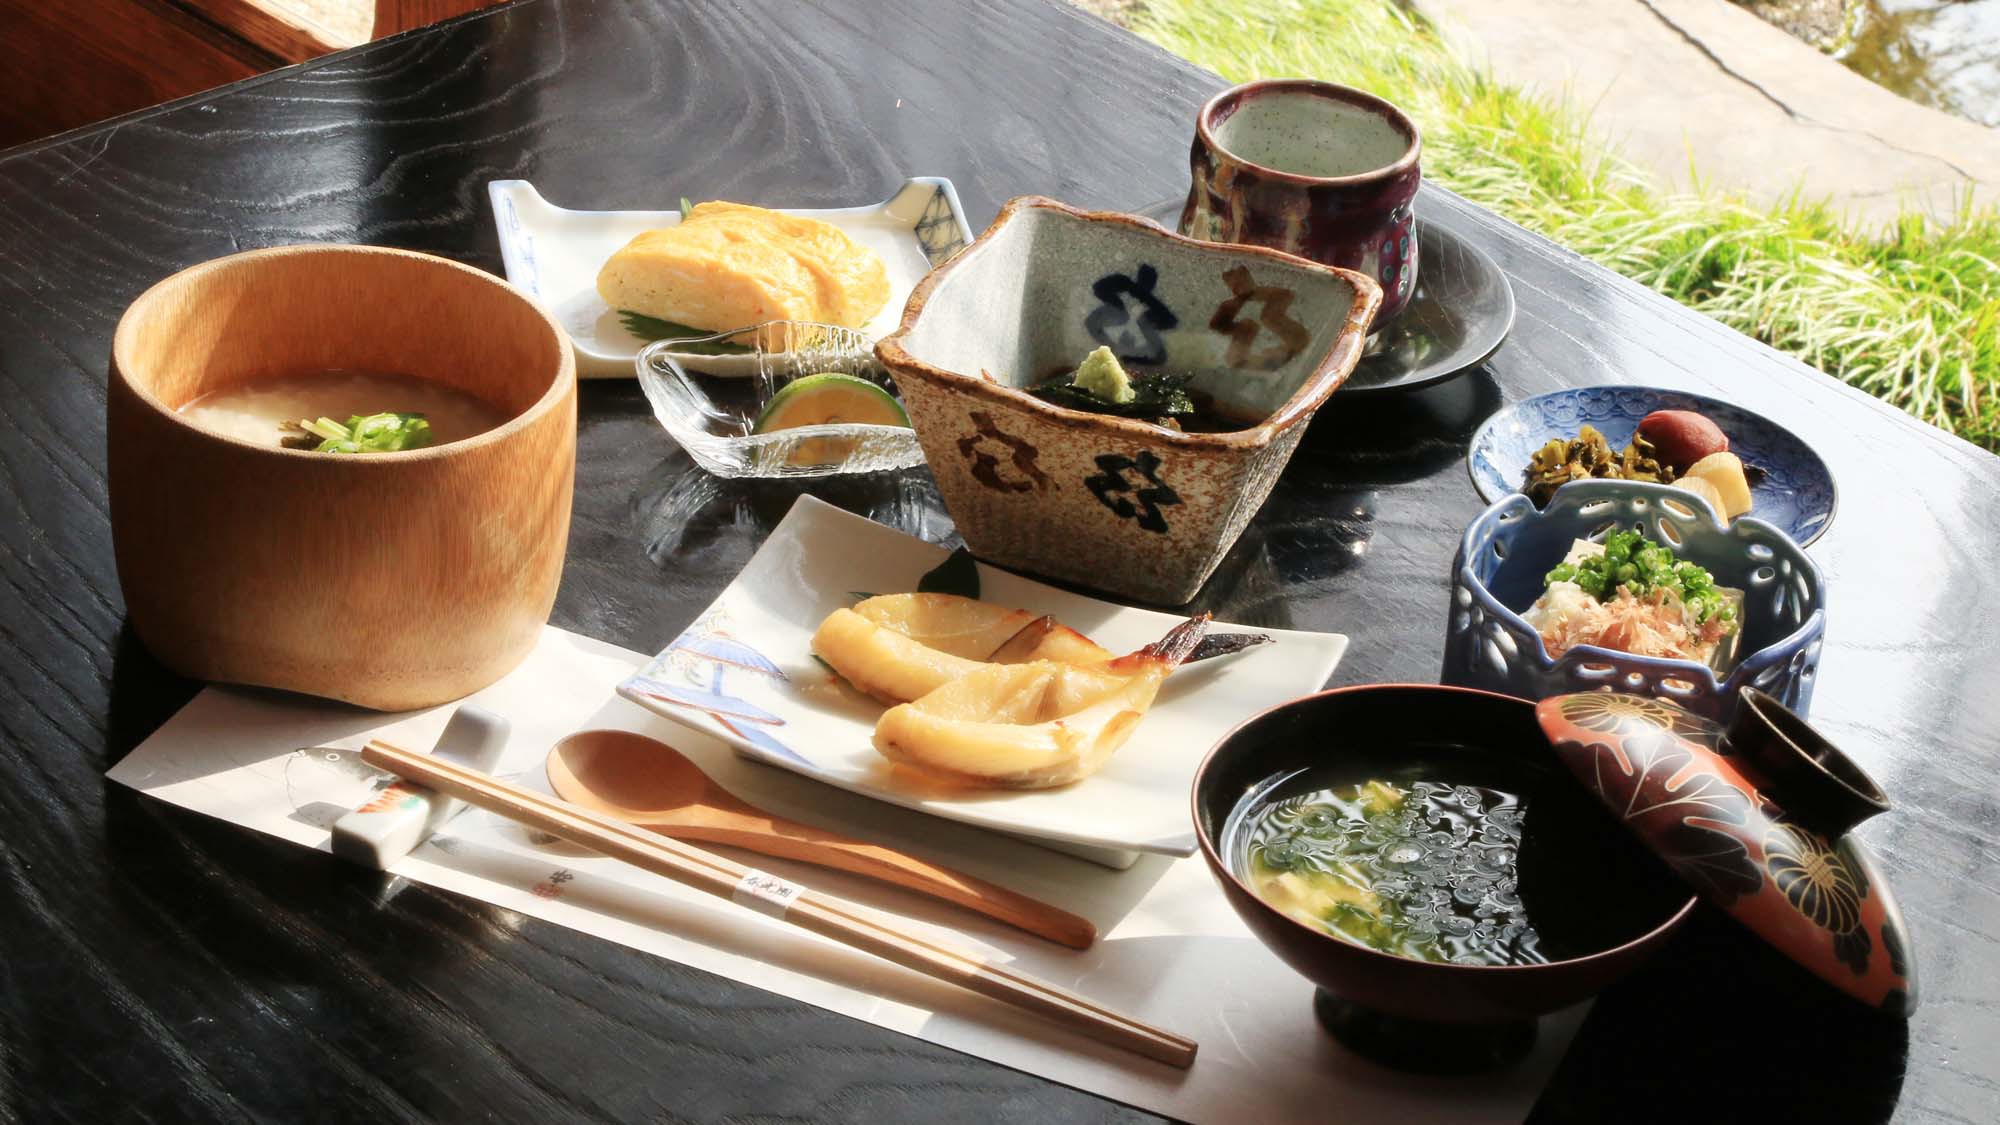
left=1442, top=480, right=1827, bottom=721
left=874, top=196, right=1380, bottom=604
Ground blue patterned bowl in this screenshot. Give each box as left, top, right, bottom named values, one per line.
left=1467, top=385, right=1835, bottom=545
left=1443, top=480, right=1827, bottom=721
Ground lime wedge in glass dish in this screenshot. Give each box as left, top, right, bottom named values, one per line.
left=753, top=373, right=911, bottom=466
left=633, top=327, right=927, bottom=479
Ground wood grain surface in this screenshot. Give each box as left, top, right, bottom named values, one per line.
left=0, top=0, right=1995, bottom=1120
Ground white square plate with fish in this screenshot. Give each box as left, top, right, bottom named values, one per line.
left=618, top=496, right=1348, bottom=865
left=488, top=177, right=972, bottom=378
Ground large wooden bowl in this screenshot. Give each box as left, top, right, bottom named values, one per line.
left=108, top=244, right=576, bottom=711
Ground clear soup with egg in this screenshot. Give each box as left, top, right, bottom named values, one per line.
left=1225, top=752, right=1686, bottom=967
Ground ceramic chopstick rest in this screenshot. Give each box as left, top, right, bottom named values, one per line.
left=330, top=706, right=511, bottom=868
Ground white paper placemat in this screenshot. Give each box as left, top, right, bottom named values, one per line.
left=107, top=625, right=1583, bottom=1122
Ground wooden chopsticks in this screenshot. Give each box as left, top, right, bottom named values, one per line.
left=362, top=739, right=1197, bottom=1069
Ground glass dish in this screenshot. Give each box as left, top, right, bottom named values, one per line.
left=635, top=321, right=926, bottom=479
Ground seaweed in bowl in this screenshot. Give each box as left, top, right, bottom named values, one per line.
left=1024, top=346, right=1259, bottom=433
left=1193, top=685, right=1697, bottom=1072
left=1223, top=744, right=1688, bottom=972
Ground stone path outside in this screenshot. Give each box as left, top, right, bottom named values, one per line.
left=1413, top=0, right=1999, bottom=226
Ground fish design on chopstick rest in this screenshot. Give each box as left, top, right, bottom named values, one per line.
left=283, top=745, right=398, bottom=826
left=619, top=611, right=809, bottom=767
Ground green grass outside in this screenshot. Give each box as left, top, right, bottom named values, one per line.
left=1127, top=0, right=2000, bottom=450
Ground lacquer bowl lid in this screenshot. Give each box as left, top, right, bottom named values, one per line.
left=1536, top=689, right=1917, bottom=1016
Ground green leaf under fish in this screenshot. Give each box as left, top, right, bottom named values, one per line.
left=916, top=546, right=981, bottom=599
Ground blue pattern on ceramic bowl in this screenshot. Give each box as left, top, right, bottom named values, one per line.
left=1442, top=480, right=1826, bottom=721
left=1467, top=385, right=1836, bottom=545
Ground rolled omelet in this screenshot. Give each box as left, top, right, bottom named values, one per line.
left=597, top=202, right=890, bottom=334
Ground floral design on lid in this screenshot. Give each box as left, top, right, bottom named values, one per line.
left=1555, top=693, right=1710, bottom=739
left=1763, top=823, right=1871, bottom=975
left=1537, top=691, right=1916, bottom=1015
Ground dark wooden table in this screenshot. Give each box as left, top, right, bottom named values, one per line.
left=2, top=0, right=1994, bottom=1120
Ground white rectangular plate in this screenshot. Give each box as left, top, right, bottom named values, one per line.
left=488, top=177, right=972, bottom=378
left=618, top=496, right=1348, bottom=858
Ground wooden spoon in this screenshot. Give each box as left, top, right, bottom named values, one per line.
left=545, top=730, right=1097, bottom=948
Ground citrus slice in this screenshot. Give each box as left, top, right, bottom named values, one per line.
left=752, top=372, right=910, bottom=466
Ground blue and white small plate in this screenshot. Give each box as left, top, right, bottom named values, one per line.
left=488, top=177, right=972, bottom=378
left=1468, top=385, right=1836, bottom=545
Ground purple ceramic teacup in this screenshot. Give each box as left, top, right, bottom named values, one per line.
left=1180, top=79, right=1422, bottom=326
